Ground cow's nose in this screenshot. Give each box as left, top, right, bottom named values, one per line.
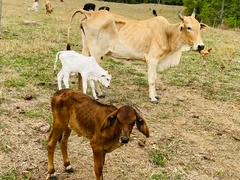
left=121, top=137, right=129, bottom=144
left=198, top=45, right=205, bottom=51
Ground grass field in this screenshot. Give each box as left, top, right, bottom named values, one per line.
left=0, top=0, right=240, bottom=180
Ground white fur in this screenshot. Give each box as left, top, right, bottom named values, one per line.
left=54, top=50, right=112, bottom=99
left=28, top=2, right=39, bottom=11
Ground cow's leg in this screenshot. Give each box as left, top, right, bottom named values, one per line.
left=78, top=30, right=90, bottom=91
left=147, top=62, right=158, bottom=104
left=59, top=127, right=73, bottom=173
left=57, top=69, right=64, bottom=90
left=90, top=53, right=105, bottom=98
left=90, top=80, right=98, bottom=100
left=46, top=128, right=64, bottom=180
left=91, top=147, right=105, bottom=180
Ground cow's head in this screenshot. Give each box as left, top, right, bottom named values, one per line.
left=99, top=71, right=112, bottom=87
left=178, top=9, right=208, bottom=52
left=100, top=106, right=149, bottom=144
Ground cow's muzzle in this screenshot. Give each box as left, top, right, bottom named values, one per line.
left=197, top=45, right=205, bottom=52
left=121, top=137, right=129, bottom=144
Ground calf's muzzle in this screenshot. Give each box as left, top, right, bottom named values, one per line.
left=121, top=137, right=129, bottom=144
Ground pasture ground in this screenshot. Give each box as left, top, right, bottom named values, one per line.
left=0, top=0, right=240, bottom=179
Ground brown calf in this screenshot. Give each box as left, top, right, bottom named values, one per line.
left=45, top=0, right=53, bottom=14
left=46, top=89, right=149, bottom=180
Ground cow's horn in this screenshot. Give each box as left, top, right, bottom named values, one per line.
left=191, top=8, right=196, bottom=18
left=178, top=9, right=184, bottom=21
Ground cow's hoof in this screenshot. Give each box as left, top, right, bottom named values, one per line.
left=151, top=100, right=158, bottom=104
left=49, top=177, right=57, bottom=180
left=65, top=165, right=74, bottom=173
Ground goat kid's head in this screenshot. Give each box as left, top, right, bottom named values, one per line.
left=100, top=106, right=149, bottom=144
left=100, top=71, right=112, bottom=88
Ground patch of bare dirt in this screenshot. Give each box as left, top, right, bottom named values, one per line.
left=1, top=83, right=239, bottom=180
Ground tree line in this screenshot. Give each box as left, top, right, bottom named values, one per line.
left=103, top=0, right=240, bottom=28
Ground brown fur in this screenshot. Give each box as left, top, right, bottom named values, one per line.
left=45, top=0, right=53, bottom=14
left=46, top=89, right=149, bottom=180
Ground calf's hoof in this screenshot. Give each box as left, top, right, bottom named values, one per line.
left=46, top=173, right=57, bottom=180
left=65, top=165, right=74, bottom=173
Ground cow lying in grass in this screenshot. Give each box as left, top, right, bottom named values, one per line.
left=54, top=50, right=112, bottom=100
left=46, top=89, right=150, bottom=180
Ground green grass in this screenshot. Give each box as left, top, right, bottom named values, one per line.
left=150, top=149, right=168, bottom=167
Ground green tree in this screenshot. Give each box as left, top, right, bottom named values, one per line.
left=183, top=0, right=240, bottom=28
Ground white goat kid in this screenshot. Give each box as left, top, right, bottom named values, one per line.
left=54, top=50, right=112, bottom=100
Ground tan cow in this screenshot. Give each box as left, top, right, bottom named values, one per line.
left=67, top=9, right=208, bottom=103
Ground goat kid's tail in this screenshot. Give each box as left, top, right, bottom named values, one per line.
left=54, top=51, right=62, bottom=73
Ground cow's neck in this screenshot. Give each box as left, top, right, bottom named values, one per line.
left=167, top=23, right=185, bottom=52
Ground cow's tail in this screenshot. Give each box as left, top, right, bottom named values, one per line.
left=67, top=9, right=92, bottom=50
left=54, top=51, right=62, bottom=73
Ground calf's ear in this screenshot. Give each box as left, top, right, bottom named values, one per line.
left=136, top=112, right=149, bottom=138
left=100, top=110, right=118, bottom=132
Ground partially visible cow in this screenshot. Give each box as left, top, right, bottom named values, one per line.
left=46, top=89, right=149, bottom=180
left=83, top=3, right=95, bottom=11
left=98, top=6, right=110, bottom=11
left=54, top=50, right=112, bottom=100
left=67, top=9, right=208, bottom=103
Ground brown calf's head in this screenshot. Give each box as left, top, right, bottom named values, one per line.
left=178, top=9, right=208, bottom=52
left=100, top=106, right=149, bottom=143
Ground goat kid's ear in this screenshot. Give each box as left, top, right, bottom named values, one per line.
left=136, top=112, right=149, bottom=138
left=100, top=110, right=118, bottom=132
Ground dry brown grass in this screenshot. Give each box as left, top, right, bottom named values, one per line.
left=0, top=0, right=240, bottom=180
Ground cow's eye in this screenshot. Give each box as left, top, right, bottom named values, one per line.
left=187, top=27, right=192, bottom=30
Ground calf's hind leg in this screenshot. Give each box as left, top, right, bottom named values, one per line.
left=59, top=127, right=73, bottom=173
left=46, top=127, right=65, bottom=180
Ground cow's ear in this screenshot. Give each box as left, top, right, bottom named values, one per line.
left=200, top=23, right=209, bottom=30
left=136, top=112, right=149, bottom=138
left=115, top=20, right=125, bottom=31
left=100, top=110, right=118, bottom=132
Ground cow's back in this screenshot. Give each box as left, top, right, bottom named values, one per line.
left=51, top=89, right=117, bottom=139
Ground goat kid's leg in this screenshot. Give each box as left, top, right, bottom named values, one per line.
left=90, top=80, right=98, bottom=100
left=59, top=127, right=73, bottom=173
left=46, top=128, right=64, bottom=180
left=62, top=71, right=70, bottom=89
left=57, top=70, right=64, bottom=90
left=81, top=75, right=88, bottom=94
left=147, top=62, right=158, bottom=104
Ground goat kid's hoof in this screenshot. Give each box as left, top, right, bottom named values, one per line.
left=97, top=93, right=106, bottom=98
left=65, top=165, right=74, bottom=173
left=151, top=100, right=158, bottom=104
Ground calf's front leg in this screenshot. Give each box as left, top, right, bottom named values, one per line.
left=91, top=146, right=106, bottom=180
